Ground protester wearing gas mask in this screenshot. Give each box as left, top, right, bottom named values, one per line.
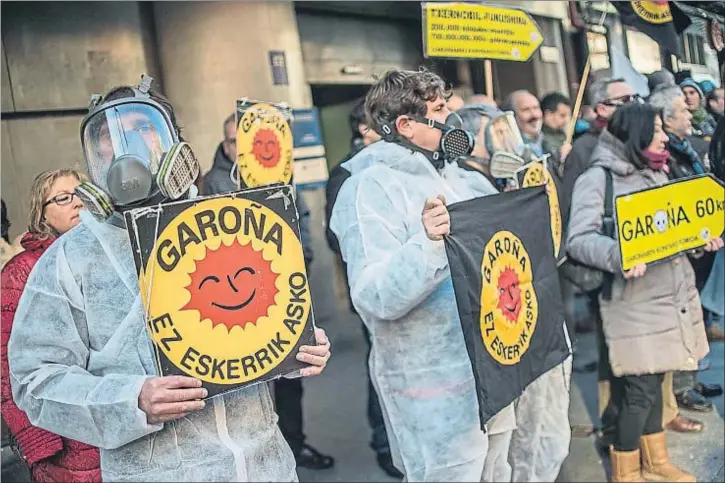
left=459, top=95, right=574, bottom=483
left=330, top=69, right=502, bottom=482
left=8, top=76, right=330, bottom=482
left=456, top=103, right=518, bottom=191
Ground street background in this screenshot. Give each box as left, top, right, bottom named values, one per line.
left=1, top=2, right=723, bottom=481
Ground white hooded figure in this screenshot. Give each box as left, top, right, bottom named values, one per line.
left=8, top=77, right=329, bottom=482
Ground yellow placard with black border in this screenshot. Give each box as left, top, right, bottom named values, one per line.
left=236, top=101, right=294, bottom=188
left=124, top=184, right=316, bottom=398
left=616, top=174, right=725, bottom=271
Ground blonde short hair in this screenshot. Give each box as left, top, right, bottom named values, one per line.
left=28, top=168, right=86, bottom=238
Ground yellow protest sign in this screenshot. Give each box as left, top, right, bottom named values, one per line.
left=515, top=161, right=562, bottom=258
left=422, top=3, right=543, bottom=61
left=616, top=175, right=725, bottom=271
left=124, top=185, right=316, bottom=398
left=236, top=101, right=294, bottom=188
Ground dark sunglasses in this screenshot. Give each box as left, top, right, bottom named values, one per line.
left=601, top=94, right=643, bottom=107
left=43, top=192, right=79, bottom=208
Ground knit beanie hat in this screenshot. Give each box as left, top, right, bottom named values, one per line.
left=679, top=78, right=704, bottom=101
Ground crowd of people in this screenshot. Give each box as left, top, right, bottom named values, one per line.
left=0, top=64, right=723, bottom=483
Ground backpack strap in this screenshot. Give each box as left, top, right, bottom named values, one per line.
left=601, top=167, right=615, bottom=301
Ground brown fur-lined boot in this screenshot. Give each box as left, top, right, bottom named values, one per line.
left=609, top=446, right=644, bottom=482
left=640, top=432, right=695, bottom=482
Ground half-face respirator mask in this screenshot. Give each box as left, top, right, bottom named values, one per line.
left=382, top=112, right=475, bottom=168
left=76, top=75, right=200, bottom=221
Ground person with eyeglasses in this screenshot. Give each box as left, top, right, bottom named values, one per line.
left=1, top=169, right=100, bottom=483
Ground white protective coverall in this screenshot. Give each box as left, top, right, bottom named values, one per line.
left=508, top=353, right=573, bottom=482
left=8, top=210, right=297, bottom=482
left=330, top=141, right=514, bottom=482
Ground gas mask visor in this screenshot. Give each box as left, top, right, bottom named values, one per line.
left=81, top=101, right=199, bottom=214
left=82, top=102, right=174, bottom=204
left=484, top=112, right=525, bottom=157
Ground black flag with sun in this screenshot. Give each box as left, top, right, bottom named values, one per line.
left=444, top=186, right=570, bottom=427
left=612, top=2, right=691, bottom=57
left=124, top=184, right=316, bottom=398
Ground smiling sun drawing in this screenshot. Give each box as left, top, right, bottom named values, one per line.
left=182, top=240, right=280, bottom=331
left=251, top=128, right=282, bottom=168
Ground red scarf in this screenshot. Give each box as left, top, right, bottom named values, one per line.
left=643, top=148, right=670, bottom=171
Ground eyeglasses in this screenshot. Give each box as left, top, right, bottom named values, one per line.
left=601, top=94, right=643, bottom=107
left=43, top=192, right=79, bottom=208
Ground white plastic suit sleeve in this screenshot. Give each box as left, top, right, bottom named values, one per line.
left=8, top=244, right=162, bottom=450
left=332, top=175, right=449, bottom=321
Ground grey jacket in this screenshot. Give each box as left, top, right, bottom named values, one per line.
left=204, top=144, right=313, bottom=264
left=567, top=130, right=708, bottom=376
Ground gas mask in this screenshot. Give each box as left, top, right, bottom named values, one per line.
left=76, top=75, right=200, bottom=221
left=382, top=112, right=475, bottom=168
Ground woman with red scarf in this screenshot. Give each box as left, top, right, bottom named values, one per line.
left=1, top=169, right=100, bottom=482
left=567, top=104, right=723, bottom=482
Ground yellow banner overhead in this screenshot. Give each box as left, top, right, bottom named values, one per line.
left=616, top=175, right=725, bottom=271
left=422, top=2, right=543, bottom=61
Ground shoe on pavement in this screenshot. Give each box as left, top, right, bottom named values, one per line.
left=706, top=325, right=725, bottom=342
left=296, top=444, right=334, bottom=470
left=694, top=381, right=723, bottom=398
left=675, top=389, right=714, bottom=412
left=665, top=414, right=704, bottom=433
left=376, top=452, right=404, bottom=479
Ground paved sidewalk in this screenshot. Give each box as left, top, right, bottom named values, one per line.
left=559, top=332, right=724, bottom=483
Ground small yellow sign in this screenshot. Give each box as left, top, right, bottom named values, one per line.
left=236, top=102, right=294, bottom=188
left=616, top=175, right=725, bottom=271
left=516, top=161, right=562, bottom=258
left=422, top=2, right=543, bottom=61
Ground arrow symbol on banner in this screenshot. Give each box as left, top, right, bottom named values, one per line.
left=616, top=174, right=725, bottom=271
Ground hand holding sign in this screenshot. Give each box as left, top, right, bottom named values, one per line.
left=422, top=195, right=450, bottom=241
left=704, top=236, right=725, bottom=252
left=139, top=375, right=207, bottom=424
left=297, top=328, right=331, bottom=377
left=624, top=263, right=647, bottom=280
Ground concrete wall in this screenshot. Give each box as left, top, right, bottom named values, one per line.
left=153, top=1, right=312, bottom=173
left=1, top=2, right=159, bottom=240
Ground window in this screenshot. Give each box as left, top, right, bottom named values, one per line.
left=625, top=29, right=661, bottom=74
left=682, top=33, right=706, bottom=65
left=587, top=32, right=610, bottom=70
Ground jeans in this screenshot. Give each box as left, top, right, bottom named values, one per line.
left=611, top=373, right=665, bottom=452
left=362, top=323, right=390, bottom=455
